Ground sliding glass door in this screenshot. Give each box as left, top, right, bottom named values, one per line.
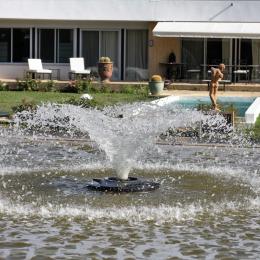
left=207, top=38, right=230, bottom=65
left=37, top=28, right=74, bottom=63
left=125, top=29, right=148, bottom=81
left=182, top=38, right=204, bottom=69
left=182, top=38, right=232, bottom=79
left=38, top=29, right=55, bottom=63
left=81, top=30, right=120, bottom=80
left=81, top=31, right=99, bottom=70
left=252, top=39, right=260, bottom=81
left=0, top=28, right=11, bottom=62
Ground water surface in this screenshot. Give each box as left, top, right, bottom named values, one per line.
left=0, top=102, right=260, bottom=259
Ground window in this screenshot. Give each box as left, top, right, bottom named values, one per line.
left=38, top=29, right=55, bottom=63
left=81, top=30, right=120, bottom=79
left=82, top=31, right=99, bottom=68
left=252, top=39, right=260, bottom=81
left=240, top=39, right=252, bottom=65
left=125, top=29, right=148, bottom=81
left=38, top=28, right=74, bottom=63
left=0, top=28, right=11, bottom=62
left=13, top=28, right=30, bottom=62
left=207, top=38, right=230, bottom=65
left=58, top=29, right=74, bottom=63
left=182, top=38, right=204, bottom=69
left=101, top=31, right=119, bottom=79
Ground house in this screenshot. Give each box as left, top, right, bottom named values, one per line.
left=0, top=0, right=260, bottom=81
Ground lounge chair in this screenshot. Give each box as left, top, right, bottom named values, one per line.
left=27, top=59, right=52, bottom=79
left=69, top=57, right=91, bottom=80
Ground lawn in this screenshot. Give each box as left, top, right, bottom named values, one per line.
left=0, top=91, right=152, bottom=113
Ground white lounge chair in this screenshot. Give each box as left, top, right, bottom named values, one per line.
left=69, top=57, right=91, bottom=80
left=27, top=59, right=52, bottom=80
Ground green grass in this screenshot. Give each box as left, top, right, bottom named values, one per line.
left=0, top=91, right=152, bottom=113
left=253, top=114, right=260, bottom=141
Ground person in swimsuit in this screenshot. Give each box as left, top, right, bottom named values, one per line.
left=209, top=63, right=225, bottom=111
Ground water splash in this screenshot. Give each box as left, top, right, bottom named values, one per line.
left=8, top=100, right=253, bottom=179
left=11, top=102, right=197, bottom=178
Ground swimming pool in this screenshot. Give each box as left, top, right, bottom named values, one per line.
left=173, top=96, right=256, bottom=117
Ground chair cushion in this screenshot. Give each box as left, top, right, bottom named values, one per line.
left=28, top=59, right=43, bottom=70
left=70, top=58, right=85, bottom=71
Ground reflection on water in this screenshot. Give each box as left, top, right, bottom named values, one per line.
left=0, top=101, right=260, bottom=259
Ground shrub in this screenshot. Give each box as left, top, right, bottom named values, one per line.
left=38, top=80, right=55, bottom=92
left=0, top=81, right=8, bottom=91
left=59, top=79, right=93, bottom=93
left=59, top=81, right=79, bottom=93
left=252, top=114, right=260, bottom=141
left=62, top=97, right=98, bottom=108
left=12, top=98, right=37, bottom=113
left=120, top=85, right=135, bottom=94
left=16, top=79, right=41, bottom=91
left=120, top=84, right=148, bottom=95
left=100, top=84, right=112, bottom=93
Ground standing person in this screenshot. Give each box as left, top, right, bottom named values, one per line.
left=209, top=63, right=225, bottom=111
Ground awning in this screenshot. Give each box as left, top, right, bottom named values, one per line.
left=153, top=22, right=260, bottom=39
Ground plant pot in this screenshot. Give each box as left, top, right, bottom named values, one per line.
left=98, top=62, right=113, bottom=82
left=148, top=81, right=164, bottom=95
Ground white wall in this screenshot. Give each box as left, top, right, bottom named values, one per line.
left=0, top=0, right=260, bottom=22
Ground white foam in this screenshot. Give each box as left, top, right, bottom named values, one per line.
left=0, top=197, right=259, bottom=224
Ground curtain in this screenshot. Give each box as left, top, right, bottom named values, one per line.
left=252, top=39, right=260, bottom=80
left=13, top=29, right=30, bottom=62
left=252, top=40, right=260, bottom=65
left=126, top=30, right=148, bottom=81
left=222, top=39, right=230, bottom=65
left=101, top=31, right=119, bottom=79
left=82, top=31, right=99, bottom=71
left=58, top=29, right=73, bottom=63
left=39, top=29, right=55, bottom=63
left=182, top=38, right=203, bottom=69
left=0, top=28, right=11, bottom=62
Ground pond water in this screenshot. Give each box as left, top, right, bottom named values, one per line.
left=0, top=101, right=260, bottom=259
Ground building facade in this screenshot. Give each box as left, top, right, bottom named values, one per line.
left=0, top=0, right=260, bottom=81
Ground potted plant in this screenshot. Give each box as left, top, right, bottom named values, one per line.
left=98, top=56, right=113, bottom=83
left=148, top=74, right=164, bottom=95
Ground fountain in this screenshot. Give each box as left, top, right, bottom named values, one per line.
left=7, top=99, right=250, bottom=194
left=10, top=98, right=209, bottom=193
left=1, top=97, right=260, bottom=258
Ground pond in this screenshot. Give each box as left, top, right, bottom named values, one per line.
left=0, top=101, right=259, bottom=259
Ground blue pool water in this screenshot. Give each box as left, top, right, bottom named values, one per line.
left=174, top=96, right=256, bottom=117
